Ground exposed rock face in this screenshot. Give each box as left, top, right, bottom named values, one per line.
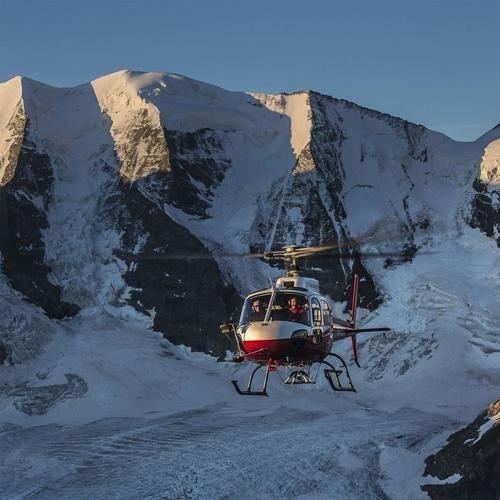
left=0, top=129, right=80, bottom=318
left=0, top=260, right=54, bottom=364
left=92, top=71, right=171, bottom=182
left=0, top=101, right=26, bottom=186
left=132, top=127, right=232, bottom=220
left=468, top=137, right=500, bottom=246
left=0, top=343, right=6, bottom=364
left=105, top=176, right=240, bottom=355
left=0, top=77, right=26, bottom=186
left=4, top=373, right=88, bottom=415
left=162, top=128, right=231, bottom=218
left=422, top=399, right=500, bottom=499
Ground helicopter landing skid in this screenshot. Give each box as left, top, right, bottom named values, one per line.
left=322, top=353, right=356, bottom=392
left=284, top=370, right=313, bottom=385
left=231, top=364, right=270, bottom=396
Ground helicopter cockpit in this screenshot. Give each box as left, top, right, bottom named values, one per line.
left=240, top=292, right=310, bottom=326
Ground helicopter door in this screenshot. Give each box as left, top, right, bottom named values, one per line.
left=311, top=298, right=322, bottom=333
left=321, top=300, right=331, bottom=325
left=321, top=299, right=332, bottom=336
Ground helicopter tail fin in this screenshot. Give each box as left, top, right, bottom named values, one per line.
left=350, top=273, right=361, bottom=367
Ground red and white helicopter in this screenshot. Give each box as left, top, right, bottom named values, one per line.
left=220, top=244, right=391, bottom=396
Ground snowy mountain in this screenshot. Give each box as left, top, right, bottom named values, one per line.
left=0, top=70, right=498, bottom=498
left=1, top=70, right=497, bottom=354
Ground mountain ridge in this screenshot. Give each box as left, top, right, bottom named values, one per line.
left=2, top=69, right=495, bottom=140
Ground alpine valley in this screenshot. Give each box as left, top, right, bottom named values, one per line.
left=0, top=70, right=498, bottom=499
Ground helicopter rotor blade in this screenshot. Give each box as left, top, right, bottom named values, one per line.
left=115, top=248, right=432, bottom=262
left=302, top=249, right=434, bottom=260
left=282, top=239, right=370, bottom=257
left=293, top=239, right=366, bottom=254
left=114, top=249, right=266, bottom=261
left=259, top=241, right=364, bottom=261
left=114, top=227, right=433, bottom=262
left=270, top=233, right=406, bottom=260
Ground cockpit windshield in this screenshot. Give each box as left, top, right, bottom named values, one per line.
left=239, top=292, right=310, bottom=326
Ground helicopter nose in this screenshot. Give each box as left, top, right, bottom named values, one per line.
left=242, top=321, right=312, bottom=356
left=244, top=321, right=307, bottom=341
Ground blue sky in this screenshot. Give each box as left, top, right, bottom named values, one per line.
left=1, top=0, right=498, bottom=140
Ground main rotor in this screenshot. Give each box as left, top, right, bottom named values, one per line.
left=262, top=243, right=349, bottom=276
left=115, top=235, right=416, bottom=267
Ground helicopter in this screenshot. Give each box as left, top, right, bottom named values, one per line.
left=220, top=244, right=391, bottom=396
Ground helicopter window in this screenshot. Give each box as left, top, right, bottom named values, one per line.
left=311, top=298, right=322, bottom=327
left=239, top=293, right=310, bottom=326
left=321, top=300, right=331, bottom=326
left=240, top=294, right=271, bottom=323
left=282, top=294, right=309, bottom=325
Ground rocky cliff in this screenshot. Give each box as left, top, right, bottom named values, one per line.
left=422, top=399, right=500, bottom=499
left=468, top=128, right=500, bottom=246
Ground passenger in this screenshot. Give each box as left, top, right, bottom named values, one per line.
left=288, top=296, right=306, bottom=323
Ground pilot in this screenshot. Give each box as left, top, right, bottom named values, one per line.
left=249, top=299, right=266, bottom=321
left=288, top=296, right=306, bottom=322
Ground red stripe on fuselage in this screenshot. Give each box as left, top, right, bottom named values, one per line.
left=242, top=336, right=331, bottom=365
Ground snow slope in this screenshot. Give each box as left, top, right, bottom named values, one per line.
left=20, top=78, right=127, bottom=308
